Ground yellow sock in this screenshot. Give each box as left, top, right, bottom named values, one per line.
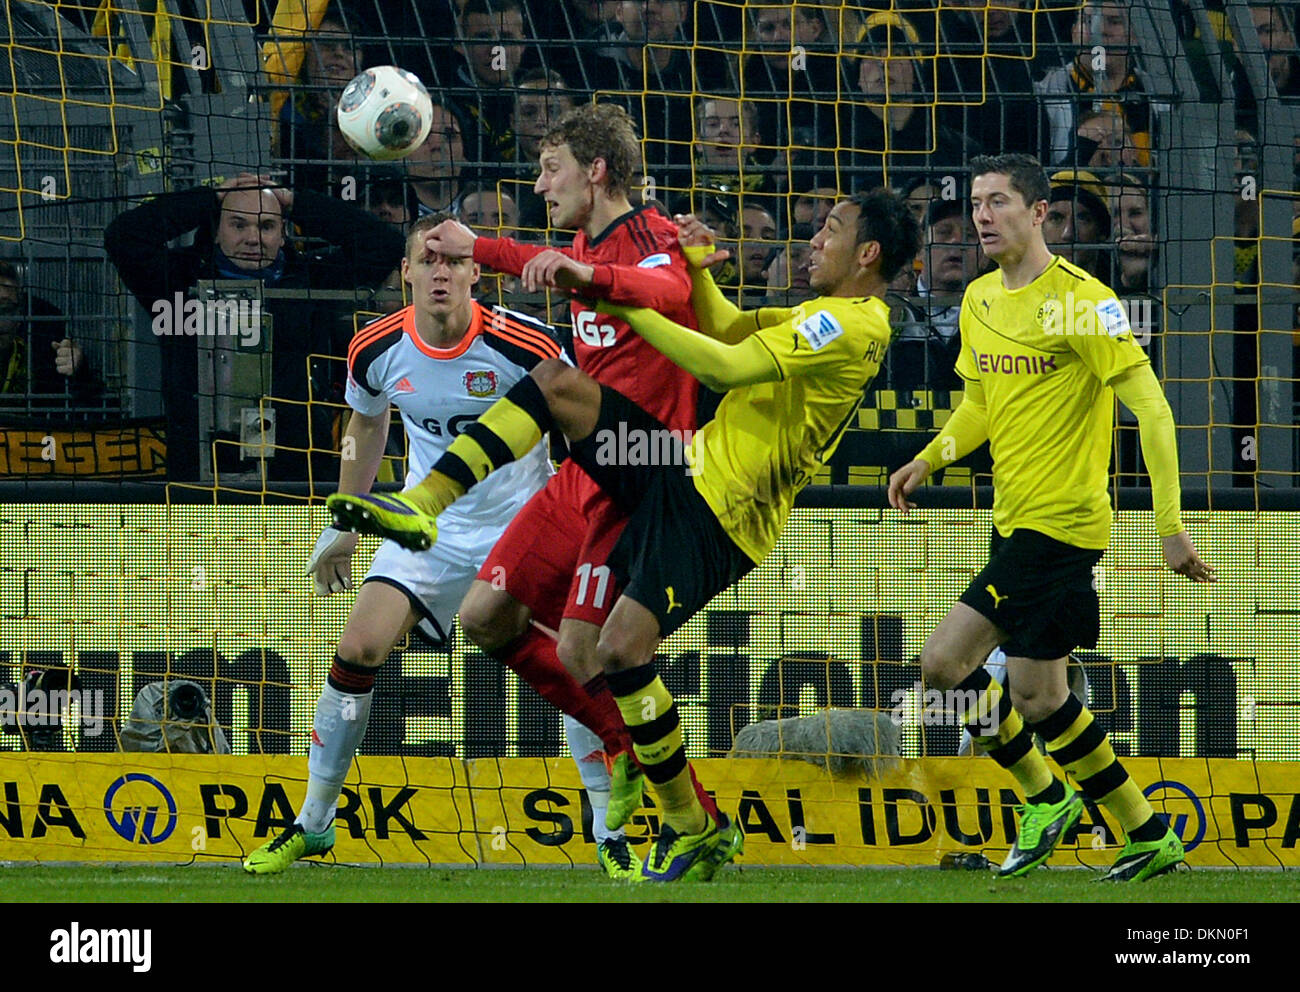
left=1038, top=695, right=1157, bottom=836
left=956, top=668, right=1056, bottom=797
left=407, top=376, right=551, bottom=516
left=608, top=665, right=705, bottom=834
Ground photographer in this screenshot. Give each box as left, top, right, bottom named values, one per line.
left=0, top=667, right=86, bottom=751
left=120, top=679, right=230, bottom=755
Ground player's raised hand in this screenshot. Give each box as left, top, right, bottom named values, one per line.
left=306, top=525, right=359, bottom=596
left=424, top=219, right=478, bottom=259
left=51, top=339, right=83, bottom=377
left=520, top=250, right=594, bottom=292
left=674, top=213, right=730, bottom=269
left=1162, top=531, right=1216, bottom=583
left=887, top=458, right=931, bottom=513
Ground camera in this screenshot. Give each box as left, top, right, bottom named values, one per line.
left=168, top=681, right=207, bottom=721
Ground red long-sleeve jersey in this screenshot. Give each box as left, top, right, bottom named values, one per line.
left=472, top=206, right=700, bottom=433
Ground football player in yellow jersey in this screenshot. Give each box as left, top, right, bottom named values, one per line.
left=328, top=189, right=919, bottom=880
left=888, top=154, right=1215, bottom=882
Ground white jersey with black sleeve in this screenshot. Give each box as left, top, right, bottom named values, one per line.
left=345, top=301, right=562, bottom=531
left=343, top=301, right=563, bottom=645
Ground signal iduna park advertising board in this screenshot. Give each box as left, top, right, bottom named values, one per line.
left=0, top=503, right=1295, bottom=865
left=0, top=754, right=1295, bottom=867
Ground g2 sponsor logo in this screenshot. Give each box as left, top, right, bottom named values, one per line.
left=420, top=414, right=479, bottom=437
left=575, top=311, right=617, bottom=348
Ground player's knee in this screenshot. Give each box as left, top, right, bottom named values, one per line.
left=556, top=629, right=601, bottom=683
left=534, top=358, right=599, bottom=414
left=335, top=632, right=389, bottom=669
left=459, top=586, right=528, bottom=653
left=919, top=638, right=964, bottom=692
left=1008, top=685, right=1063, bottom=725
left=459, top=602, right=518, bottom=653
left=530, top=358, right=573, bottom=403
left=594, top=624, right=651, bottom=674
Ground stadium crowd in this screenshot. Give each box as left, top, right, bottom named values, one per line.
left=1, top=0, right=1289, bottom=480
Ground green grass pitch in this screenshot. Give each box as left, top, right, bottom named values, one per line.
left=3, top=864, right=1296, bottom=902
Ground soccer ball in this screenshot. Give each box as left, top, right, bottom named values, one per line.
left=336, top=66, right=433, bottom=161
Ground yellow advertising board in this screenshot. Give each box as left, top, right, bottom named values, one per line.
left=0, top=425, right=166, bottom=477
left=1, top=754, right=1295, bottom=868
left=1, top=505, right=1296, bottom=764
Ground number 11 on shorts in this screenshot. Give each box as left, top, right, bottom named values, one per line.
left=575, top=562, right=611, bottom=608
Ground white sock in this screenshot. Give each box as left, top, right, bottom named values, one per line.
left=564, top=714, right=622, bottom=843
left=296, top=681, right=374, bottom=834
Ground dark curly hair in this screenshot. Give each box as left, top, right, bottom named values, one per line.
left=540, top=103, right=642, bottom=199
left=848, top=188, right=921, bottom=283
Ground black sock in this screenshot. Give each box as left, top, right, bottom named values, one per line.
left=1027, top=777, right=1066, bottom=806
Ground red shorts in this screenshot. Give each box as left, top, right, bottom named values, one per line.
left=476, top=460, right=629, bottom=629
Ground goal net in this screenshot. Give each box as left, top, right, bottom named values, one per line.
left=0, top=0, right=1296, bottom=869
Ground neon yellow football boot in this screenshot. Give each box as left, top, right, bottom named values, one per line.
left=326, top=491, right=439, bottom=552
left=243, top=823, right=335, bottom=875
left=998, top=789, right=1084, bottom=877
left=596, top=836, right=639, bottom=880
left=640, top=817, right=723, bottom=882
left=1102, top=826, right=1186, bottom=882
left=605, top=751, right=646, bottom=831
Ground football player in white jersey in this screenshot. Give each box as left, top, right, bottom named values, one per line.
left=244, top=212, right=634, bottom=876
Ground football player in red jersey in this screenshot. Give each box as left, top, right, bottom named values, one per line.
left=336, top=103, right=742, bottom=879
left=246, top=212, right=569, bottom=874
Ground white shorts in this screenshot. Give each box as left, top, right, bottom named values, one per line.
left=363, top=523, right=497, bottom=647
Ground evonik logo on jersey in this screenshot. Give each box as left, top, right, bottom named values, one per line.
left=971, top=349, right=1058, bottom=375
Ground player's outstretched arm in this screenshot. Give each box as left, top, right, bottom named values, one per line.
left=427, top=216, right=693, bottom=310
left=424, top=219, right=565, bottom=280
left=1111, top=365, right=1216, bottom=583
left=674, top=215, right=794, bottom=345
left=890, top=379, right=991, bottom=512
left=597, top=300, right=779, bottom=392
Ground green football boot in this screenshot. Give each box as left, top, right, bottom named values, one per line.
left=243, top=823, right=336, bottom=875
left=1101, top=826, right=1187, bottom=882
left=605, top=751, right=646, bottom=831
left=701, top=812, right=744, bottom=875
left=640, top=817, right=723, bottom=882
left=596, top=836, right=639, bottom=880
left=998, top=789, right=1084, bottom=877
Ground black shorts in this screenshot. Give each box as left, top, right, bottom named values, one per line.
left=957, top=528, right=1104, bottom=660
left=569, top=385, right=756, bottom=636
